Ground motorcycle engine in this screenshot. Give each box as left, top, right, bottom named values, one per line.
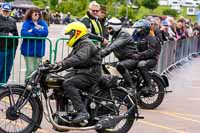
left=45, top=74, right=64, bottom=89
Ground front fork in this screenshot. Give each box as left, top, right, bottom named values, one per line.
left=126, top=93, right=144, bottom=120
left=6, top=85, right=44, bottom=130
left=7, top=86, right=31, bottom=111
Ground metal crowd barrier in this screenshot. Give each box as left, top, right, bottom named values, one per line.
left=54, top=36, right=200, bottom=75
left=158, top=36, right=199, bottom=74
left=0, top=36, right=199, bottom=85
left=0, top=36, right=53, bottom=85
left=54, top=38, right=118, bottom=63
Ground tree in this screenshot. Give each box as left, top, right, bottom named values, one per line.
left=163, top=9, right=178, bottom=18
left=142, top=0, right=159, bottom=11
left=32, top=0, right=48, bottom=9
left=57, top=0, right=87, bottom=16
left=50, top=0, right=58, bottom=10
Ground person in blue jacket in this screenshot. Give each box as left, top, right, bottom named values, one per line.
left=21, top=7, right=48, bottom=78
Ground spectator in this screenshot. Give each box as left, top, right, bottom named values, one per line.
left=42, top=6, right=50, bottom=26
left=154, top=17, right=164, bottom=43
left=166, top=17, right=177, bottom=40
left=63, top=12, right=71, bottom=24
left=0, top=3, right=18, bottom=85
left=97, top=5, right=109, bottom=40
left=21, top=7, right=48, bottom=78
left=160, top=20, right=174, bottom=41
left=176, top=19, right=188, bottom=40
left=81, top=1, right=108, bottom=46
left=54, top=11, right=61, bottom=24
left=186, top=22, right=193, bottom=37
left=193, top=23, right=200, bottom=36
left=50, top=12, right=55, bottom=24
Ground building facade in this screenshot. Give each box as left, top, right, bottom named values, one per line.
left=159, top=0, right=200, bottom=7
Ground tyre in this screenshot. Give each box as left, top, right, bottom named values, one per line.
left=0, top=87, right=41, bottom=133
left=95, top=89, right=135, bottom=133
left=138, top=75, right=165, bottom=109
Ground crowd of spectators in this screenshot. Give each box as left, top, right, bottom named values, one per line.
left=10, top=8, right=26, bottom=22
left=144, top=16, right=200, bottom=42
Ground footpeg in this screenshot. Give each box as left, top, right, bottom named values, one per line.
left=136, top=116, right=144, bottom=119
left=165, top=90, right=172, bottom=93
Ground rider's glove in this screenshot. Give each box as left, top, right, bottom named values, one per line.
left=43, top=60, right=51, bottom=66
left=100, top=49, right=110, bottom=58
left=52, top=62, right=63, bottom=72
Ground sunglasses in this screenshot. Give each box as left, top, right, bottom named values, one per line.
left=90, top=9, right=99, bottom=13
left=34, top=13, right=40, bottom=16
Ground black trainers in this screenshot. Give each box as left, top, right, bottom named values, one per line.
left=72, top=112, right=90, bottom=123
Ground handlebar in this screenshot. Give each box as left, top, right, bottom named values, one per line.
left=38, top=61, right=73, bottom=73
left=38, top=63, right=55, bottom=72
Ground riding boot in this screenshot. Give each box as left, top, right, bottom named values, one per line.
left=121, top=69, right=135, bottom=89
left=139, top=67, right=152, bottom=92
left=116, top=63, right=135, bottom=90
left=64, top=86, right=90, bottom=123
left=140, top=67, right=151, bottom=85
left=116, top=63, right=135, bottom=93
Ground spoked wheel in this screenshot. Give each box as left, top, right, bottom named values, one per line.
left=0, top=88, right=40, bottom=133
left=138, top=76, right=165, bottom=109
left=95, top=89, right=135, bottom=133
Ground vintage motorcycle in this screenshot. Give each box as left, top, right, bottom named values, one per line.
left=0, top=61, right=143, bottom=133
left=102, top=63, right=171, bottom=109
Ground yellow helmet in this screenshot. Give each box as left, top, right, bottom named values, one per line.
left=64, top=21, right=88, bottom=47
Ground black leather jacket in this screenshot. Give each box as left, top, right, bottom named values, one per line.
left=0, top=15, right=18, bottom=51
left=137, top=35, right=161, bottom=60
left=103, top=29, right=138, bottom=60
left=60, top=36, right=102, bottom=81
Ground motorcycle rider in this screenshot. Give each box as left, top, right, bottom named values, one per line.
left=100, top=17, right=138, bottom=89
left=132, top=19, right=161, bottom=91
left=53, top=21, right=102, bottom=123
left=101, top=18, right=160, bottom=92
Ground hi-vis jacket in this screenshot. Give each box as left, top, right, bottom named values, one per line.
left=81, top=11, right=104, bottom=43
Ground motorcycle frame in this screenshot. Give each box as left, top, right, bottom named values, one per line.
left=3, top=70, right=138, bottom=132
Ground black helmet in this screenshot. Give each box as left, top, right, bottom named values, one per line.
left=132, top=19, right=151, bottom=38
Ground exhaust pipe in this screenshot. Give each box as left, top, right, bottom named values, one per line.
left=46, top=98, right=97, bottom=131
left=45, top=96, right=139, bottom=131
left=96, top=115, right=126, bottom=130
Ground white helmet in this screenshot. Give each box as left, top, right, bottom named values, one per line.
left=107, top=17, right=122, bottom=32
